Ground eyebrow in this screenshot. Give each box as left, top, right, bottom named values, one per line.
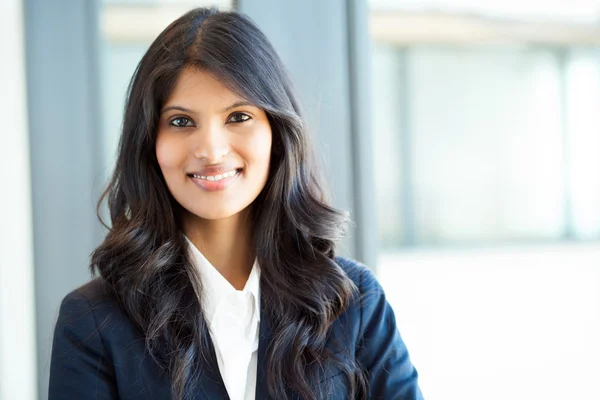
left=161, top=101, right=254, bottom=115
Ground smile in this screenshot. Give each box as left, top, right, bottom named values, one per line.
left=187, top=168, right=242, bottom=192
left=189, top=169, right=240, bottom=182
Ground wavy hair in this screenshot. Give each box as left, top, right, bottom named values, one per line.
left=91, top=7, right=367, bottom=399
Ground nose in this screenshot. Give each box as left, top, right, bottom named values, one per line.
left=192, top=121, right=230, bottom=162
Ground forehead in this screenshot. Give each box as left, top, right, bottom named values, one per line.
left=165, top=67, right=244, bottom=107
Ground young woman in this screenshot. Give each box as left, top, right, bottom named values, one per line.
left=48, top=7, right=422, bottom=400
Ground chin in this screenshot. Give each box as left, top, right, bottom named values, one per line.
left=187, top=205, right=245, bottom=221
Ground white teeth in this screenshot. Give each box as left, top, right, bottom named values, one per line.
left=191, top=169, right=239, bottom=182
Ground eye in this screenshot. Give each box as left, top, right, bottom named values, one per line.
left=227, top=112, right=251, bottom=124
left=169, top=116, right=195, bottom=127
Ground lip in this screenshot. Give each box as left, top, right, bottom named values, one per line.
left=187, top=168, right=241, bottom=192
left=187, top=166, right=241, bottom=177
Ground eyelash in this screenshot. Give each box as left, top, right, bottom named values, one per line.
left=168, top=112, right=251, bottom=128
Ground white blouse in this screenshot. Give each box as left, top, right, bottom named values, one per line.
left=185, top=236, right=261, bottom=400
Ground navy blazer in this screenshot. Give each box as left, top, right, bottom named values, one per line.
left=49, top=257, right=423, bottom=399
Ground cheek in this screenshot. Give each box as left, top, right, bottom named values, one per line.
left=155, top=134, right=183, bottom=171
left=249, top=129, right=272, bottom=168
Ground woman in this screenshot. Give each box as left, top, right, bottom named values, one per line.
left=49, top=7, right=422, bottom=400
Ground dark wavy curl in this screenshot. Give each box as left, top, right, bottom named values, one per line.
left=91, top=7, right=367, bottom=400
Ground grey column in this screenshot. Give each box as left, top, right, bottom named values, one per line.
left=24, top=1, right=104, bottom=398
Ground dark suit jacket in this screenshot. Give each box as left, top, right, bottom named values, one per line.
left=49, top=257, right=423, bottom=399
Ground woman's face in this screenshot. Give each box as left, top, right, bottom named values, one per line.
left=156, top=67, right=272, bottom=221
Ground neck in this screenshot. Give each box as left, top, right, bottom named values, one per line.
left=183, top=208, right=254, bottom=290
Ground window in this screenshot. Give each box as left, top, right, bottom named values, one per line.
left=370, top=2, right=600, bottom=248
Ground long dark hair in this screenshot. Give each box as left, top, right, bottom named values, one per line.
left=91, top=7, right=367, bottom=399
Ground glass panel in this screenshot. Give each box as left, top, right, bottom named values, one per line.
left=566, top=49, right=600, bottom=239
left=408, top=47, right=566, bottom=245
left=372, top=44, right=407, bottom=247
left=370, top=3, right=600, bottom=248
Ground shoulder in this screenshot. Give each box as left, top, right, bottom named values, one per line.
left=332, top=255, right=389, bottom=332
left=51, top=279, right=118, bottom=373
left=334, top=255, right=383, bottom=297
left=333, top=256, right=396, bottom=338
left=59, top=277, right=117, bottom=314
left=334, top=260, right=423, bottom=398
left=56, top=277, right=128, bottom=336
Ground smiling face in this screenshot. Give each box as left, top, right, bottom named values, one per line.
left=156, top=67, right=272, bottom=223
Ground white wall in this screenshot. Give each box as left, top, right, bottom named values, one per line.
left=0, top=1, right=38, bottom=399
left=381, top=243, right=600, bottom=400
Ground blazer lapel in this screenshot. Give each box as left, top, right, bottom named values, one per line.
left=255, top=293, right=303, bottom=400
left=255, top=295, right=274, bottom=400
left=196, top=322, right=230, bottom=400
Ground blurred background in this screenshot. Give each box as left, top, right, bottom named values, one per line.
left=1, top=0, right=600, bottom=399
